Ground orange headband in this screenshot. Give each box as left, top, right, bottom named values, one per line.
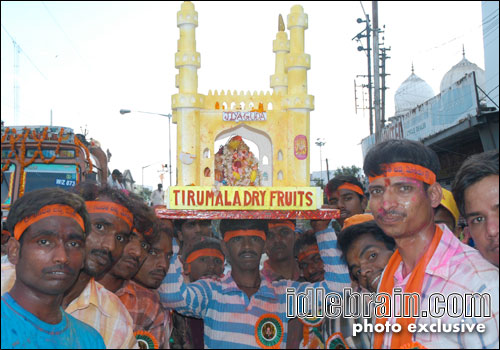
left=224, top=230, right=267, bottom=242
left=186, top=248, right=225, bottom=264
left=133, top=227, right=153, bottom=237
left=14, top=204, right=85, bottom=241
left=86, top=201, right=133, bottom=229
left=297, top=246, right=320, bottom=262
left=368, top=162, right=436, bottom=185
left=268, top=220, right=295, bottom=231
left=342, top=214, right=374, bottom=229
left=338, top=183, right=365, bottom=196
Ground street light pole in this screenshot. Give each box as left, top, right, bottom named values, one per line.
left=141, top=162, right=156, bottom=188
left=168, top=114, right=172, bottom=186
left=315, top=138, right=326, bottom=188
left=120, top=109, right=173, bottom=186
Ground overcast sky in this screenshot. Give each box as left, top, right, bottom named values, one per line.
left=1, top=1, right=485, bottom=188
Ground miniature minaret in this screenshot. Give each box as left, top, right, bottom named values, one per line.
left=285, top=5, right=314, bottom=186
left=270, top=15, right=289, bottom=95
left=172, top=1, right=202, bottom=186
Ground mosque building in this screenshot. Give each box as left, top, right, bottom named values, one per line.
left=362, top=2, right=498, bottom=188
left=362, top=47, right=498, bottom=187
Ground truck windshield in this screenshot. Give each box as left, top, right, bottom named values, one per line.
left=1, top=164, right=15, bottom=205
left=24, top=163, right=78, bottom=194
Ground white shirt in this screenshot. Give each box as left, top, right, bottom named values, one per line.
left=151, top=189, right=164, bottom=206
left=107, top=175, right=125, bottom=190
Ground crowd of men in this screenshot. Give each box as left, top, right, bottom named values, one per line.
left=1, top=139, right=498, bottom=349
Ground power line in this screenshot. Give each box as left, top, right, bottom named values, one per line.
left=411, top=10, right=494, bottom=58
left=41, top=1, right=89, bottom=68
left=359, top=1, right=368, bottom=18
left=486, top=84, right=499, bottom=96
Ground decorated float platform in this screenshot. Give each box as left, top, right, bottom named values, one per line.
left=157, top=2, right=337, bottom=221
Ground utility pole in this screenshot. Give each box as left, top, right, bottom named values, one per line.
left=354, top=80, right=358, bottom=114
left=372, top=1, right=381, bottom=143
left=366, top=15, right=373, bottom=136
left=380, top=47, right=391, bottom=126
left=354, top=78, right=369, bottom=116
left=315, top=139, right=326, bottom=188
left=326, top=158, right=330, bottom=182
left=353, top=15, right=373, bottom=135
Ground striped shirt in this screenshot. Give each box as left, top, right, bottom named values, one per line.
left=158, top=228, right=351, bottom=349
left=376, top=224, right=499, bottom=349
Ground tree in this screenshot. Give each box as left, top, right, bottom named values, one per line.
left=135, top=186, right=152, bottom=204
left=311, top=177, right=323, bottom=188
left=333, top=165, right=362, bottom=178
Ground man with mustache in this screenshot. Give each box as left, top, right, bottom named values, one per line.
left=133, top=220, right=174, bottom=349
left=134, top=220, right=174, bottom=290
left=2, top=188, right=105, bottom=349
left=364, top=139, right=499, bottom=349
left=325, top=175, right=367, bottom=228
left=262, top=220, right=300, bottom=282
left=98, top=197, right=168, bottom=349
left=1, top=183, right=138, bottom=349
left=453, top=150, right=499, bottom=267
left=262, top=220, right=302, bottom=348
left=294, top=233, right=326, bottom=283
left=159, top=219, right=350, bottom=348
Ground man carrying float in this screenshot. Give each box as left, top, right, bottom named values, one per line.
left=157, top=2, right=350, bottom=348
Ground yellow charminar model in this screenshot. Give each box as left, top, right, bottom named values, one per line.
left=167, top=1, right=324, bottom=212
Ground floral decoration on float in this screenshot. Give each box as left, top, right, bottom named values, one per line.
left=215, top=135, right=261, bottom=187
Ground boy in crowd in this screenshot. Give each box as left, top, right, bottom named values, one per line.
left=199, top=220, right=214, bottom=237
left=1, top=188, right=105, bottom=349
left=159, top=219, right=350, bottom=348
left=2, top=183, right=138, bottom=349
left=337, top=220, right=395, bottom=293
left=174, top=219, right=214, bottom=256
left=293, top=217, right=379, bottom=349
left=453, top=150, right=499, bottom=267
left=181, top=237, right=225, bottom=282
left=364, top=139, right=498, bottom=349
left=171, top=237, right=225, bottom=349
left=325, top=175, right=367, bottom=227
left=98, top=197, right=169, bottom=349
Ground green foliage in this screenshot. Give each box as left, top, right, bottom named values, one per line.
left=137, top=187, right=152, bottom=203
left=311, top=177, right=324, bottom=188
left=333, top=165, right=362, bottom=178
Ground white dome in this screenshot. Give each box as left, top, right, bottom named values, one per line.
left=394, top=71, right=435, bottom=116
left=440, top=55, right=485, bottom=92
